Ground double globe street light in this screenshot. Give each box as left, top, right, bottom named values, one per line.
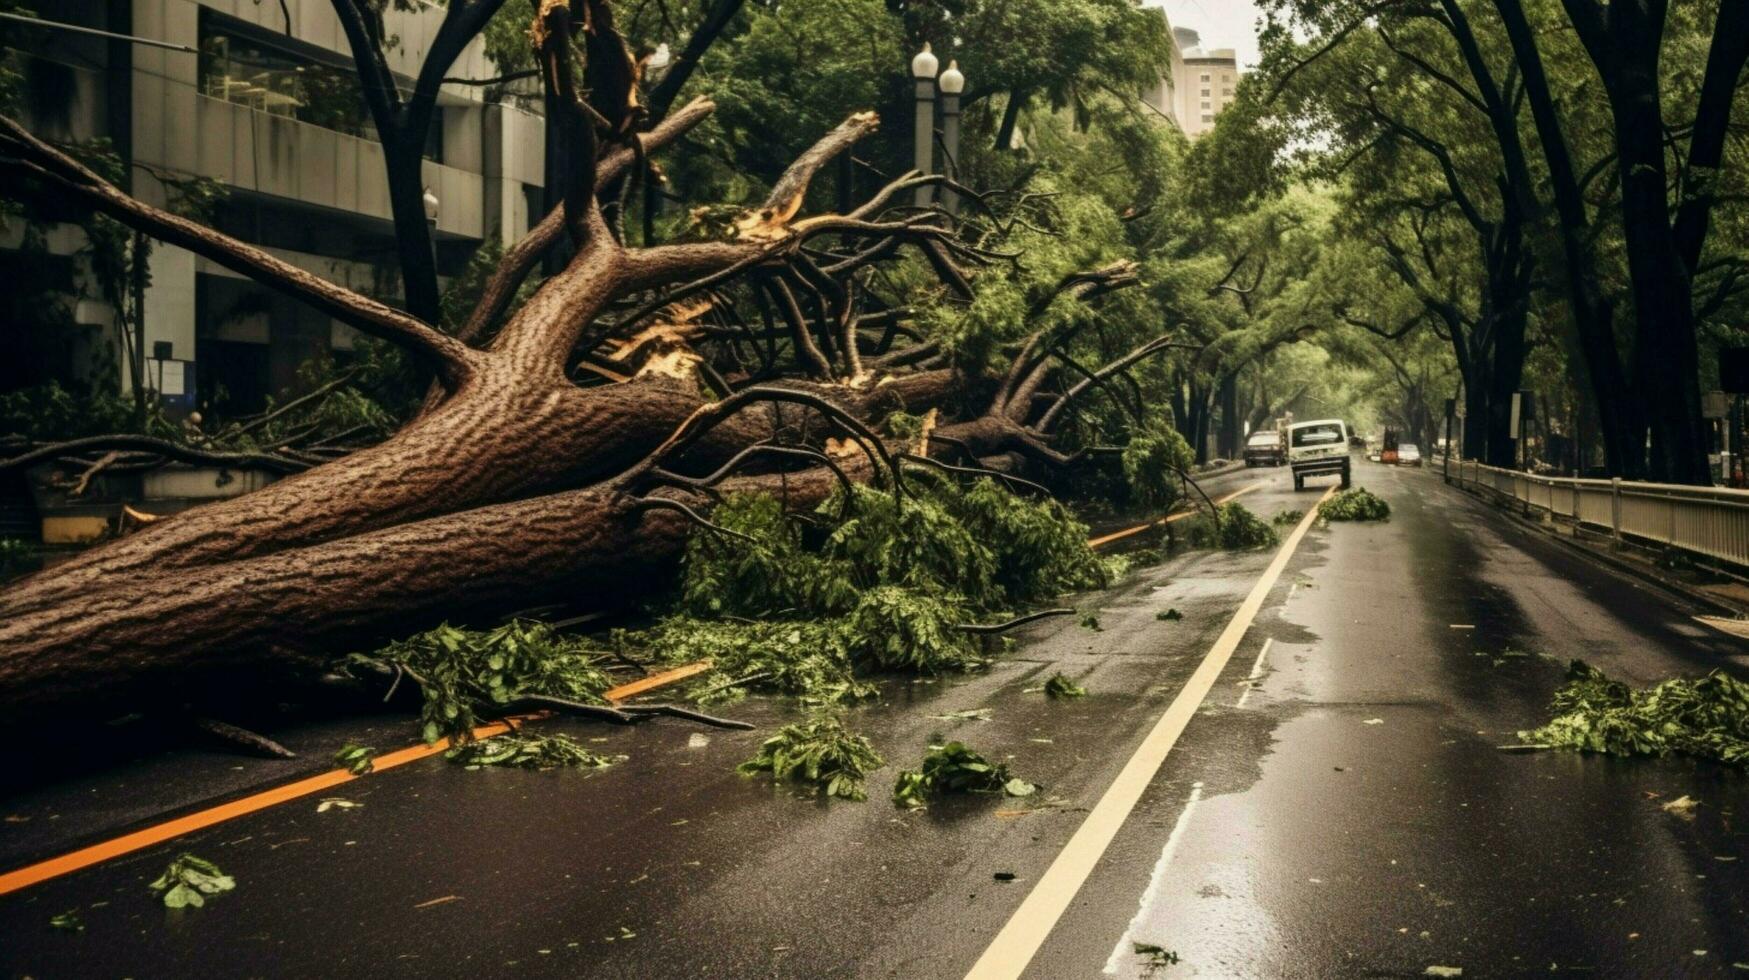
left=911, top=43, right=965, bottom=213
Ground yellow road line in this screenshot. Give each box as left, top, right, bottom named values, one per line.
left=965, top=485, right=1336, bottom=980
left=1086, top=479, right=1267, bottom=548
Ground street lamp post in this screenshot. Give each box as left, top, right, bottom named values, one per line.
left=911, top=42, right=938, bottom=206
left=422, top=186, right=440, bottom=265
left=938, top=59, right=964, bottom=214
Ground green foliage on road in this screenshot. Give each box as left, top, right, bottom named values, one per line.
left=1044, top=672, right=1087, bottom=699
left=892, top=741, right=1037, bottom=809
left=334, top=742, right=376, bottom=775
left=636, top=475, right=1110, bottom=707
left=1518, top=661, right=1749, bottom=766
left=446, top=732, right=624, bottom=771
left=149, top=854, right=235, bottom=909
left=739, top=715, right=886, bottom=801
left=1177, top=503, right=1280, bottom=551
left=1272, top=509, right=1304, bottom=526
left=1319, top=488, right=1391, bottom=522
left=352, top=621, right=613, bottom=745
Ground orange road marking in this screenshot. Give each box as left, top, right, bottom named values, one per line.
left=0, top=661, right=715, bottom=897
left=1087, top=479, right=1266, bottom=548
left=604, top=661, right=712, bottom=701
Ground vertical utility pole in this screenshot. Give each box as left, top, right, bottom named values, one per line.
left=911, top=43, right=938, bottom=206
left=938, top=59, right=964, bottom=214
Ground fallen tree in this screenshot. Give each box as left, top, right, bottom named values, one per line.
left=0, top=1, right=1175, bottom=719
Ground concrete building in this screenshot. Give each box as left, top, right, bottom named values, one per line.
left=1174, top=26, right=1240, bottom=139
left=2, top=0, right=544, bottom=416
left=1135, top=7, right=1242, bottom=139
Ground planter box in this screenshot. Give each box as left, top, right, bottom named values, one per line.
left=143, top=465, right=278, bottom=501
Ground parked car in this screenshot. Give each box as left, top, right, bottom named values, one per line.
left=1398, top=443, right=1422, bottom=466
left=1244, top=430, right=1286, bottom=467
left=1287, top=419, right=1352, bottom=491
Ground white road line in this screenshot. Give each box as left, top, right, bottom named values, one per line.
left=1234, top=637, right=1273, bottom=711
left=1101, top=782, right=1204, bottom=975
left=963, top=486, right=1335, bottom=980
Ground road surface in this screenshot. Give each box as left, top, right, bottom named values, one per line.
left=2, top=460, right=1745, bottom=978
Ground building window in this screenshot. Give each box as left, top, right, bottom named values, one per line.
left=1201, top=114, right=1214, bottom=123
left=1223, top=87, right=1235, bottom=97
left=198, top=10, right=442, bottom=162
left=1200, top=100, right=1211, bottom=109
left=1201, top=87, right=1211, bottom=96
left=1200, top=73, right=1211, bottom=81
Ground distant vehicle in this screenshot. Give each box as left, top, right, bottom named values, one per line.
left=1287, top=418, right=1352, bottom=491
left=1244, top=429, right=1286, bottom=467
left=1398, top=443, right=1423, bottom=466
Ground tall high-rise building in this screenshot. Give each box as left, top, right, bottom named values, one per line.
left=1138, top=5, right=1242, bottom=139
left=1177, top=35, right=1240, bottom=139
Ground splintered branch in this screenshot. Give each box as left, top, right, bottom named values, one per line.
left=537, top=0, right=601, bottom=249
left=0, top=116, right=475, bottom=382
left=459, top=97, right=717, bottom=346
left=740, top=111, right=880, bottom=239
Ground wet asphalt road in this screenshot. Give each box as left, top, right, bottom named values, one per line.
left=2, top=461, right=1746, bottom=979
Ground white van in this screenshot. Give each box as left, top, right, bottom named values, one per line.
left=1287, top=419, right=1352, bottom=491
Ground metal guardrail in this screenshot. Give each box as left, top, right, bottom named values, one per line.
left=1438, top=456, right=1749, bottom=569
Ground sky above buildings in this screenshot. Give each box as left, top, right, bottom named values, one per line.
left=1152, top=0, right=1266, bottom=70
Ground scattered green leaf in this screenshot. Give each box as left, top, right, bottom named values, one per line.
left=738, top=715, right=884, bottom=801
left=1044, top=673, right=1087, bottom=699
left=446, top=732, right=625, bottom=771
left=148, top=853, right=235, bottom=909
left=334, top=743, right=376, bottom=775
left=892, top=741, right=1036, bottom=808
left=1134, top=942, right=1181, bottom=973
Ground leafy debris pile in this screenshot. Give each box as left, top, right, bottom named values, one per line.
left=739, top=714, right=886, bottom=801
left=892, top=740, right=1037, bottom=808
left=1044, top=672, right=1087, bottom=699
left=447, top=731, right=625, bottom=770
left=1175, top=502, right=1279, bottom=551
left=1272, top=509, right=1304, bottom=526
left=634, top=476, right=1114, bottom=706
left=149, top=853, right=235, bottom=909
left=350, top=620, right=613, bottom=744
left=1517, top=660, right=1749, bottom=765
left=1319, top=487, right=1390, bottom=522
